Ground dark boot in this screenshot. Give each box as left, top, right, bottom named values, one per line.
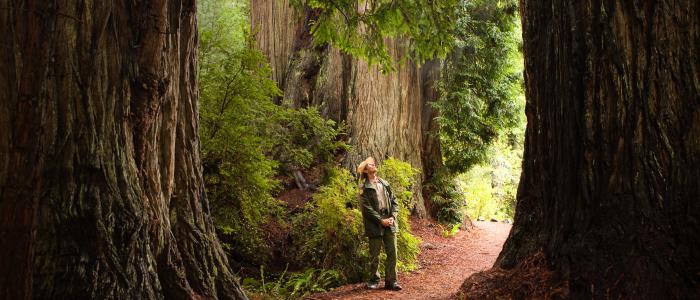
left=384, top=282, right=403, bottom=291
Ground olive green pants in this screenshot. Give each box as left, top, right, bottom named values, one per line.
left=368, top=231, right=397, bottom=284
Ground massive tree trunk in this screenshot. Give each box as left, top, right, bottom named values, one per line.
left=250, top=1, right=445, bottom=217
left=460, top=0, right=699, bottom=298
left=0, top=1, right=246, bottom=299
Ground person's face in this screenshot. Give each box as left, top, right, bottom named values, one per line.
left=365, top=162, right=377, bottom=173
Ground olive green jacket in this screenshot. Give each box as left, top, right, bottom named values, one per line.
left=360, top=177, right=399, bottom=237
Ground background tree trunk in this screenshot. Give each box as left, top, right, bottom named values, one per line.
left=250, top=1, right=445, bottom=217
left=462, top=0, right=700, bottom=298
left=0, top=1, right=246, bottom=299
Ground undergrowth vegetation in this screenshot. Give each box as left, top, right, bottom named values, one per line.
left=242, top=267, right=343, bottom=300
left=197, top=2, right=424, bottom=298
left=292, top=168, right=368, bottom=282
left=424, top=169, right=468, bottom=225
left=196, top=0, right=524, bottom=298
left=198, top=0, right=348, bottom=270
left=241, top=164, right=423, bottom=299
left=459, top=129, right=523, bottom=222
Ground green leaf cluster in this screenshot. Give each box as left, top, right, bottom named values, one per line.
left=197, top=0, right=348, bottom=267
left=424, top=169, right=467, bottom=226
left=291, top=167, right=369, bottom=281
left=242, top=266, right=343, bottom=299
left=272, top=107, right=349, bottom=169
left=198, top=0, right=283, bottom=266
left=434, top=0, right=523, bottom=174
left=458, top=134, right=523, bottom=222
left=293, top=0, right=459, bottom=72
left=288, top=160, right=422, bottom=292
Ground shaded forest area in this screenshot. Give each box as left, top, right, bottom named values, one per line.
left=198, top=0, right=523, bottom=298
left=1, top=0, right=698, bottom=300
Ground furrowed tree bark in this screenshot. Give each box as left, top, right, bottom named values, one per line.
left=251, top=1, right=446, bottom=218
left=0, top=1, right=247, bottom=299
left=460, top=0, right=699, bottom=298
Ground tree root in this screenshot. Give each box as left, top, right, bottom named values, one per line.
left=454, top=250, right=568, bottom=300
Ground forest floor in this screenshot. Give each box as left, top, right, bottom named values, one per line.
left=307, top=219, right=512, bottom=300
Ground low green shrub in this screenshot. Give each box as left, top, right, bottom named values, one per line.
left=273, top=107, right=349, bottom=169
left=442, top=223, right=461, bottom=237
left=284, top=268, right=343, bottom=298
left=292, top=167, right=369, bottom=281
left=287, top=160, right=423, bottom=288
left=424, top=169, right=467, bottom=226
left=242, top=266, right=342, bottom=300
left=458, top=137, right=521, bottom=222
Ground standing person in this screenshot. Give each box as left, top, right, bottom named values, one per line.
left=357, top=157, right=403, bottom=291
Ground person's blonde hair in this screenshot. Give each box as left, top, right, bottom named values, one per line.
left=357, top=157, right=375, bottom=195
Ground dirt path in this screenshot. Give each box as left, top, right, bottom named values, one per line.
left=307, top=220, right=512, bottom=300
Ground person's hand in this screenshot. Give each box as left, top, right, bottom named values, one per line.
left=381, top=218, right=395, bottom=227
left=381, top=218, right=392, bottom=227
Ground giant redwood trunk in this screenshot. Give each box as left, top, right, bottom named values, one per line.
left=250, top=1, right=444, bottom=217
left=460, top=0, right=700, bottom=298
left=0, top=1, right=246, bottom=299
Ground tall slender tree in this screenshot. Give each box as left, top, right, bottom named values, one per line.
left=460, top=0, right=699, bottom=298
left=0, top=1, right=246, bottom=299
